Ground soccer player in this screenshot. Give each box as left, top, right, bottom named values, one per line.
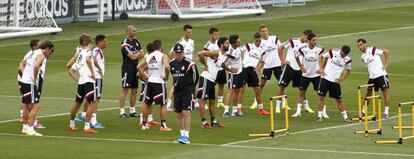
left=20, top=40, right=54, bottom=136
left=170, top=43, right=199, bottom=144
left=223, top=34, right=244, bottom=117
left=167, top=24, right=196, bottom=111
left=357, top=38, right=391, bottom=119
left=292, top=33, right=324, bottom=118
left=317, top=45, right=352, bottom=122
left=119, top=25, right=145, bottom=118
left=197, top=36, right=235, bottom=128
left=276, top=29, right=313, bottom=113
left=67, top=33, right=92, bottom=122
left=250, top=24, right=282, bottom=110
left=90, top=34, right=108, bottom=128
left=240, top=33, right=270, bottom=115
left=17, top=39, right=41, bottom=126
left=67, top=38, right=98, bottom=133
left=137, top=39, right=172, bottom=131
left=137, top=43, right=160, bottom=127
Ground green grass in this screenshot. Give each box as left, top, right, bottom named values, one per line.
left=1, top=0, right=414, bottom=158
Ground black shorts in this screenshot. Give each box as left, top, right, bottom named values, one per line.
left=279, top=65, right=301, bottom=87
left=143, top=82, right=167, bottom=105
left=228, top=72, right=245, bottom=89
left=76, top=82, right=96, bottom=104
left=139, top=83, right=146, bottom=102
left=216, top=70, right=227, bottom=85
left=367, top=75, right=390, bottom=91
left=299, top=76, right=321, bottom=91
left=242, top=67, right=259, bottom=87
left=121, top=65, right=138, bottom=89
left=174, top=92, right=192, bottom=113
left=196, top=77, right=216, bottom=100
left=317, top=78, right=342, bottom=99
left=96, top=78, right=103, bottom=99
left=36, top=76, right=44, bottom=97
left=20, top=83, right=40, bottom=104
left=261, top=66, right=282, bottom=81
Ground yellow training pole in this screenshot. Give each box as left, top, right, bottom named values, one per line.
left=270, top=98, right=275, bottom=133
left=378, top=97, right=382, bottom=131
left=364, top=100, right=369, bottom=137
left=284, top=98, right=289, bottom=134
left=412, top=105, right=414, bottom=141
left=398, top=106, right=403, bottom=141
left=358, top=88, right=362, bottom=123
left=372, top=88, right=376, bottom=120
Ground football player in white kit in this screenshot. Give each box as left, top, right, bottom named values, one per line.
left=167, top=24, right=196, bottom=111
left=250, top=25, right=283, bottom=110
left=90, top=35, right=108, bottom=128
left=357, top=38, right=391, bottom=119
left=222, top=35, right=245, bottom=117
left=20, top=41, right=54, bottom=136
left=239, top=32, right=270, bottom=115
left=66, top=34, right=92, bottom=122
left=317, top=46, right=352, bottom=122
left=67, top=38, right=99, bottom=133
left=137, top=40, right=172, bottom=131
left=292, top=33, right=324, bottom=118
left=276, top=29, right=313, bottom=113
left=17, top=39, right=41, bottom=126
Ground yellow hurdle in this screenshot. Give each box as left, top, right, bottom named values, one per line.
left=376, top=101, right=414, bottom=144
left=354, top=95, right=382, bottom=136
left=351, top=84, right=376, bottom=123
left=248, top=95, right=289, bottom=137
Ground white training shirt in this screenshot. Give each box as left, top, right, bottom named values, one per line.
left=243, top=43, right=264, bottom=68
left=200, top=51, right=225, bottom=82
left=75, top=48, right=96, bottom=85
left=93, top=47, right=105, bottom=79
left=20, top=49, right=43, bottom=85
left=297, top=45, right=325, bottom=78
left=321, top=49, right=352, bottom=83
left=223, top=46, right=244, bottom=74
left=146, top=51, right=166, bottom=84
left=282, top=38, right=308, bottom=70
left=361, top=46, right=387, bottom=79
left=17, top=50, right=34, bottom=82
left=171, top=37, right=195, bottom=60
left=261, top=35, right=281, bottom=68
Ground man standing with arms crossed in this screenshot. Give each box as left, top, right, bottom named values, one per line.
left=119, top=25, right=145, bottom=118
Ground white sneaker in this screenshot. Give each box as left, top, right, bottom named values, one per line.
left=26, top=130, right=43, bottom=136
left=205, top=105, right=209, bottom=110
left=292, top=112, right=301, bottom=118
left=322, top=112, right=330, bottom=119
left=21, top=129, right=27, bottom=134
left=141, top=124, right=150, bottom=130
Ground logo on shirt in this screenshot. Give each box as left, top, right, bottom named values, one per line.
left=148, top=56, right=157, bottom=64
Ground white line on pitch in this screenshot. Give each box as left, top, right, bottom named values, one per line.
left=0, top=5, right=411, bottom=48
left=0, top=107, right=121, bottom=124
left=0, top=132, right=413, bottom=157
left=222, top=114, right=407, bottom=146
left=0, top=95, right=118, bottom=102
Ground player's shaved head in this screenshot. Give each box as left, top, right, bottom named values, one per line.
left=126, top=25, right=137, bottom=38
left=126, top=25, right=136, bottom=32
left=259, top=24, right=269, bottom=39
